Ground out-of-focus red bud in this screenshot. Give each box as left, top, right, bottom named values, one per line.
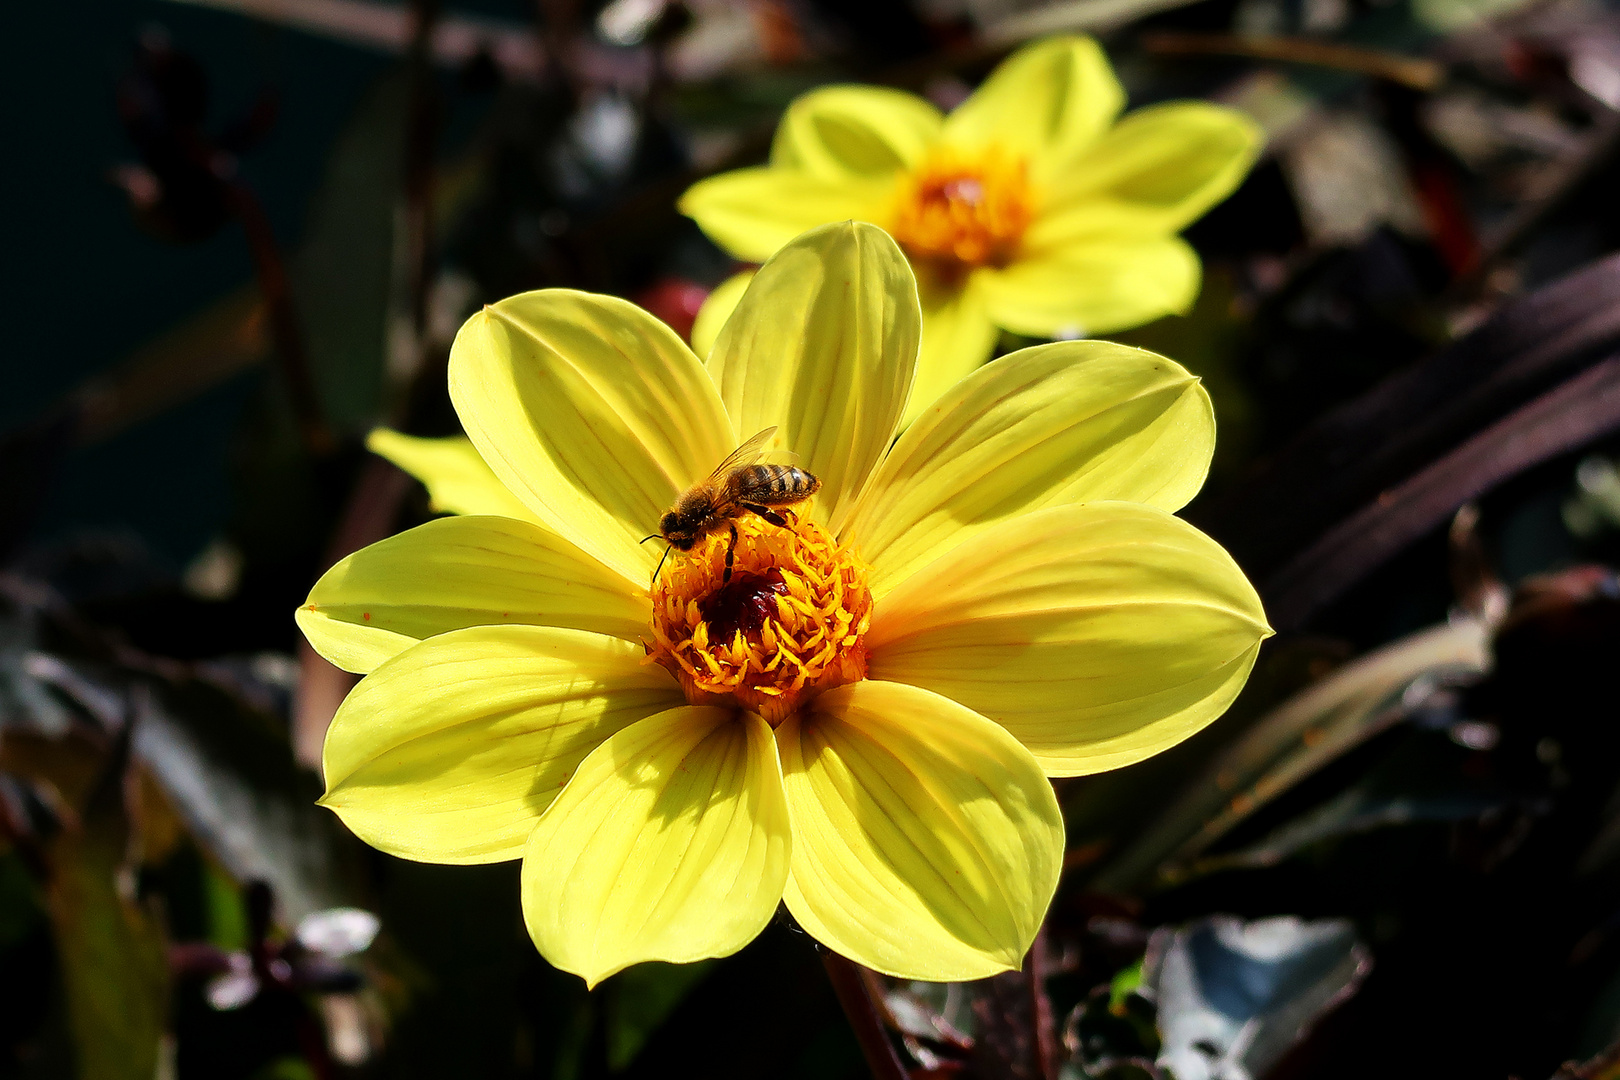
left=634, top=277, right=711, bottom=343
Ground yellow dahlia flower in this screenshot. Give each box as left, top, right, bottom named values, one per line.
left=298, top=222, right=1269, bottom=987
left=679, top=36, right=1261, bottom=425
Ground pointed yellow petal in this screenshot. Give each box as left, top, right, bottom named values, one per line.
left=296, top=515, right=650, bottom=674
left=322, top=626, right=683, bottom=864
left=943, top=36, right=1124, bottom=185
left=868, top=503, right=1270, bottom=776
left=707, top=222, right=920, bottom=535
left=902, top=274, right=999, bottom=430
left=778, top=681, right=1062, bottom=981
left=846, top=340, right=1213, bottom=597
left=448, top=290, right=734, bottom=584
left=975, top=237, right=1200, bottom=339
left=690, top=270, right=754, bottom=360
left=365, top=429, right=539, bottom=522
left=1033, top=102, right=1262, bottom=241
left=770, top=85, right=943, bottom=180
left=521, top=707, right=789, bottom=988
left=679, top=168, right=895, bottom=263
left=682, top=82, right=938, bottom=264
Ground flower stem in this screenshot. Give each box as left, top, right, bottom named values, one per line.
left=819, top=949, right=909, bottom=1080
left=223, top=181, right=332, bottom=456
left=1028, top=925, right=1057, bottom=1080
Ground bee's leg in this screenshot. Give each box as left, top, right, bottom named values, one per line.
left=724, top=523, right=739, bottom=584
left=743, top=503, right=789, bottom=528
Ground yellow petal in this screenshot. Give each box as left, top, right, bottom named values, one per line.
left=846, top=340, right=1213, bottom=597
left=521, top=707, right=789, bottom=988
left=678, top=167, right=895, bottom=263
left=1032, top=103, right=1263, bottom=243
left=771, top=85, right=943, bottom=180
left=448, top=290, right=734, bottom=585
left=902, top=273, right=999, bottom=430
left=778, top=680, right=1062, bottom=981
left=296, top=515, right=650, bottom=674
left=868, top=503, right=1270, bottom=776
left=707, top=221, right=920, bottom=535
left=321, top=626, right=683, bottom=864
left=943, top=36, right=1124, bottom=186
left=365, top=428, right=539, bottom=522
left=690, top=270, right=754, bottom=360
left=974, top=237, right=1200, bottom=338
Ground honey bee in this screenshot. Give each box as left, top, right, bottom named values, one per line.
left=645, top=426, right=821, bottom=583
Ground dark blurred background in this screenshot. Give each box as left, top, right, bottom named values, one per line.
left=7, top=0, right=1620, bottom=1078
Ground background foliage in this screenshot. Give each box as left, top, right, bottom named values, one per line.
left=6, top=0, right=1620, bottom=1076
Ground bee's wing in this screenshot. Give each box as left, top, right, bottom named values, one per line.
left=705, top=425, right=777, bottom=482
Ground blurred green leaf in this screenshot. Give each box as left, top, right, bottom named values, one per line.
left=1185, top=725, right=1517, bottom=877
left=248, top=1057, right=318, bottom=1080
left=0, top=850, right=44, bottom=951
left=46, top=757, right=168, bottom=1080
left=1578, top=961, right=1620, bottom=1061
left=291, top=69, right=409, bottom=431
left=0, top=730, right=105, bottom=813
left=1093, top=617, right=1491, bottom=892
left=71, top=287, right=269, bottom=449
left=2, top=595, right=360, bottom=926
left=203, top=860, right=249, bottom=951
left=1058, top=637, right=1351, bottom=890
left=605, top=960, right=718, bottom=1071
left=1413, top=0, right=1537, bottom=31
left=134, top=675, right=360, bottom=924
left=1109, top=960, right=1144, bottom=1011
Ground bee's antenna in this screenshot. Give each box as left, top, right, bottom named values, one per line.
left=651, top=544, right=673, bottom=585
left=639, top=534, right=662, bottom=545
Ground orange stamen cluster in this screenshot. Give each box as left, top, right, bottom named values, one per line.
left=647, top=512, right=872, bottom=725
left=889, top=148, right=1034, bottom=273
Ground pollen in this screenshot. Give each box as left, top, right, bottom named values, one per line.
left=889, top=147, right=1034, bottom=273
left=646, top=512, right=872, bottom=725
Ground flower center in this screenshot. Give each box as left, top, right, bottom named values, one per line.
left=646, top=512, right=872, bottom=725
left=889, top=148, right=1034, bottom=274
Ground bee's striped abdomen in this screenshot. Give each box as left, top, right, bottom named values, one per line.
left=735, top=463, right=822, bottom=504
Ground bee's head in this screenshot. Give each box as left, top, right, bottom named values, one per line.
left=660, top=512, right=696, bottom=550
